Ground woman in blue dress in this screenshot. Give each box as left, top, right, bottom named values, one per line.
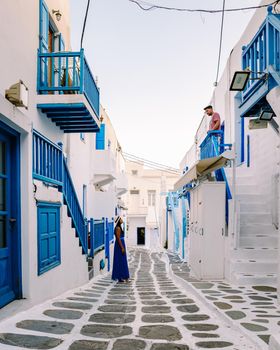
left=112, top=216, right=130, bottom=282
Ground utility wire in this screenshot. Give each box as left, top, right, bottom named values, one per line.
left=123, top=152, right=180, bottom=173
left=125, top=157, right=180, bottom=175
left=80, top=0, right=91, bottom=49
left=128, top=0, right=279, bottom=13
left=214, top=0, right=226, bottom=86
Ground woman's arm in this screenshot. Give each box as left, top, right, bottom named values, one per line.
left=115, top=227, right=125, bottom=254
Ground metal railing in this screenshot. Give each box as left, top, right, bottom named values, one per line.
left=33, top=130, right=88, bottom=254
left=199, top=130, right=225, bottom=159
left=37, top=49, right=100, bottom=117
left=33, top=130, right=63, bottom=186
left=63, top=157, right=88, bottom=254
left=242, top=8, right=280, bottom=101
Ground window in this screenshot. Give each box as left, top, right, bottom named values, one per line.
left=132, top=170, right=138, bottom=176
left=130, top=190, right=139, bottom=195
left=37, top=202, right=61, bottom=275
left=148, top=190, right=156, bottom=206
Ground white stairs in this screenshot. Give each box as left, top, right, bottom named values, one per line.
left=230, top=176, right=278, bottom=286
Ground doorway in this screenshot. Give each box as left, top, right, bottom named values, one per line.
left=0, top=122, right=21, bottom=308
left=137, top=227, right=145, bottom=245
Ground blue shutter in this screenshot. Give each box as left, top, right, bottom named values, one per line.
left=96, top=124, right=105, bottom=150
left=37, top=203, right=61, bottom=275
left=39, top=0, right=49, bottom=53
left=59, top=34, right=65, bottom=51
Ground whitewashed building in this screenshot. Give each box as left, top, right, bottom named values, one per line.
left=125, top=160, right=178, bottom=251
left=0, top=0, right=127, bottom=312
left=168, top=0, right=280, bottom=294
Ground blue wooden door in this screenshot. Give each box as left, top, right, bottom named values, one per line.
left=0, top=128, right=20, bottom=308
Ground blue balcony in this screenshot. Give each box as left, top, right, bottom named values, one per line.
left=240, top=7, right=280, bottom=116
left=199, top=130, right=228, bottom=159
left=37, top=49, right=100, bottom=133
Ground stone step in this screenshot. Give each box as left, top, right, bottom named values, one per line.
left=240, top=223, right=277, bottom=236
left=230, top=259, right=277, bottom=274
left=240, top=202, right=269, bottom=213
left=236, top=193, right=270, bottom=203
left=240, top=212, right=272, bottom=225
left=230, top=247, right=278, bottom=260
left=240, top=234, right=278, bottom=248
left=231, top=272, right=277, bottom=286
left=235, top=184, right=259, bottom=195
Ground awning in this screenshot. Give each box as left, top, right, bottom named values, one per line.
left=174, top=150, right=234, bottom=191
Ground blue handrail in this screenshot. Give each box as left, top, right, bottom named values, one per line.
left=37, top=49, right=100, bottom=117
left=33, top=130, right=63, bottom=186
left=63, top=157, right=88, bottom=254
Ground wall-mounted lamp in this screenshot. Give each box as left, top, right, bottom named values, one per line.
left=259, top=109, right=275, bottom=121
left=229, top=70, right=268, bottom=91
left=5, top=80, right=29, bottom=109
left=229, top=71, right=250, bottom=91
left=52, top=9, right=62, bottom=21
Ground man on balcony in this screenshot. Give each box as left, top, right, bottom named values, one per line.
left=204, top=105, right=221, bottom=131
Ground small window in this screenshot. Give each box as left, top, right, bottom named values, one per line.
left=132, top=170, right=138, bottom=176
left=130, top=190, right=139, bottom=195
left=37, top=202, right=61, bottom=275
left=148, top=190, right=156, bottom=206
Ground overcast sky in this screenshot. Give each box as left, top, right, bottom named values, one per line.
left=70, top=0, right=260, bottom=168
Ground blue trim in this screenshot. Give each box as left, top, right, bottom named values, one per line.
left=247, top=135, right=251, bottom=168
left=241, top=117, right=245, bottom=163
left=0, top=120, right=22, bottom=307
left=37, top=202, right=61, bottom=275
left=96, top=124, right=105, bottom=150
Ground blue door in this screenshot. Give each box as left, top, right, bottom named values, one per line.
left=0, top=124, right=21, bottom=308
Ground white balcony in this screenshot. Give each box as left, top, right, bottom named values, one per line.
left=92, top=150, right=116, bottom=187
left=116, top=172, right=128, bottom=196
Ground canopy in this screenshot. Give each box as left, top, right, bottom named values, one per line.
left=174, top=150, right=234, bottom=191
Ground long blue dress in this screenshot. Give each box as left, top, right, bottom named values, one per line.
left=112, top=226, right=130, bottom=281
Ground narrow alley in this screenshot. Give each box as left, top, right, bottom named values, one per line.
left=0, top=250, right=259, bottom=350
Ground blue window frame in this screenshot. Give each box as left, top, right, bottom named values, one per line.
left=37, top=202, right=61, bottom=275
left=96, top=124, right=105, bottom=150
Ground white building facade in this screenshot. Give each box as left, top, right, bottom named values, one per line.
left=0, top=0, right=127, bottom=312
left=125, top=161, right=178, bottom=251
left=168, top=1, right=280, bottom=294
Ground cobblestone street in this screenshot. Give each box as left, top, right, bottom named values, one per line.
left=0, top=250, right=260, bottom=350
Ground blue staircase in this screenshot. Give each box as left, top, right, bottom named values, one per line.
left=33, top=130, right=88, bottom=255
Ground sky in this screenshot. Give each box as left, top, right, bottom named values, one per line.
left=69, top=0, right=260, bottom=168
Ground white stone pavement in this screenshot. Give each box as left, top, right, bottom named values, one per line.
left=0, top=249, right=265, bottom=350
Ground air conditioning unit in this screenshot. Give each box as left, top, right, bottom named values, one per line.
left=5, top=80, right=28, bottom=109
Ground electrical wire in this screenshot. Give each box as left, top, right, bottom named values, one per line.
left=80, top=0, right=91, bottom=50
left=123, top=152, right=180, bottom=174
left=128, top=0, right=280, bottom=13
left=214, top=0, right=226, bottom=86
left=123, top=152, right=179, bottom=171
left=124, top=157, right=180, bottom=175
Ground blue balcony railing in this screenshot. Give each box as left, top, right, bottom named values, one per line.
left=199, top=131, right=225, bottom=159
left=33, top=130, right=63, bottom=186
left=37, top=49, right=100, bottom=117
left=242, top=7, right=280, bottom=102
